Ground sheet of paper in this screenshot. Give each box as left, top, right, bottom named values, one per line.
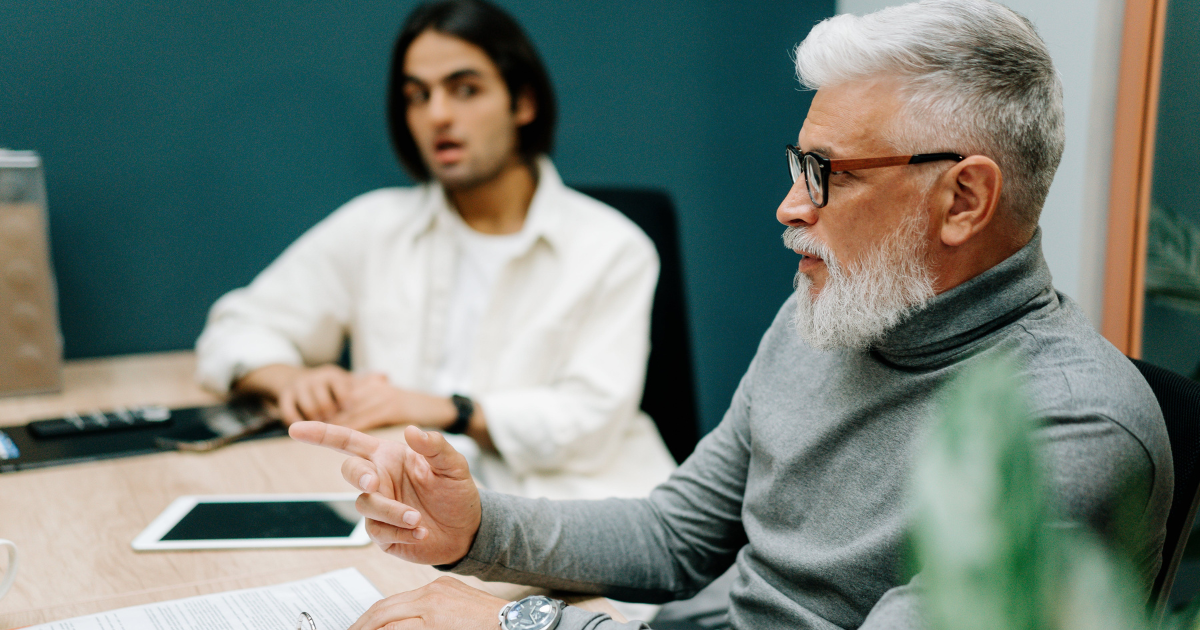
left=29, top=568, right=383, bottom=630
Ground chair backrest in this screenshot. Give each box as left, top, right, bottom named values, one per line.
left=1131, top=358, right=1200, bottom=616
left=576, top=187, right=700, bottom=464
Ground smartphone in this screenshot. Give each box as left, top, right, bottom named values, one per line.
left=154, top=399, right=281, bottom=452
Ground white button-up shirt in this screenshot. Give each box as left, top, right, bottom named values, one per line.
left=195, top=158, right=676, bottom=500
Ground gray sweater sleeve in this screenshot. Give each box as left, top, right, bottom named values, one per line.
left=554, top=608, right=649, bottom=630
left=447, top=368, right=757, bottom=627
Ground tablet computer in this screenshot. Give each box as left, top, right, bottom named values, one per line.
left=132, top=493, right=370, bottom=551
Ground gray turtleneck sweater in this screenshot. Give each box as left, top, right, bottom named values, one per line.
left=448, top=233, right=1172, bottom=630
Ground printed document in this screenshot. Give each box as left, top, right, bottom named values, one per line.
left=29, top=568, right=383, bottom=630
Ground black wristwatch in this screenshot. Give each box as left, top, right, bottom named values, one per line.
left=446, top=394, right=474, bottom=434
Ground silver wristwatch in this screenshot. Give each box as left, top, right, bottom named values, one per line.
left=498, top=595, right=564, bottom=630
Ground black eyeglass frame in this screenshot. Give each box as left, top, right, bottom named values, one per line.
left=786, top=145, right=965, bottom=208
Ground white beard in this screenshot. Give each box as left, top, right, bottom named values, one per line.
left=783, top=211, right=936, bottom=350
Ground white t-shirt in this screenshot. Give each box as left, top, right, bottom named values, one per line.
left=432, top=215, right=536, bottom=396
left=433, top=216, right=536, bottom=478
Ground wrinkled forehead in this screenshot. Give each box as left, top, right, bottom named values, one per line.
left=798, top=78, right=908, bottom=157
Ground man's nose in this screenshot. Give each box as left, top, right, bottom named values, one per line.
left=776, top=178, right=818, bottom=227
left=428, top=89, right=453, bottom=126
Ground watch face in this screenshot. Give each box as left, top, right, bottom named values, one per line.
left=504, top=596, right=560, bottom=630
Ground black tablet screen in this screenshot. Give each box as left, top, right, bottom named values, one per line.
left=160, top=500, right=360, bottom=540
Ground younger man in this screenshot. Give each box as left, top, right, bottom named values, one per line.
left=196, top=0, right=676, bottom=500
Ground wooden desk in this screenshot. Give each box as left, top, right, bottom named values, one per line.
left=0, top=352, right=618, bottom=628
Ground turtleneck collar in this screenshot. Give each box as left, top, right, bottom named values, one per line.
left=872, top=229, right=1058, bottom=368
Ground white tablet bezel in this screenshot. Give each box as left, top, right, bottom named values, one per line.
left=132, top=493, right=370, bottom=551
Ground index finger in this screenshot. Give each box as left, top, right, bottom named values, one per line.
left=289, top=421, right=383, bottom=459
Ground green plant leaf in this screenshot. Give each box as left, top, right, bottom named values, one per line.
left=1054, top=530, right=1150, bottom=630
left=913, top=357, right=1052, bottom=630
left=1146, top=203, right=1200, bottom=317
left=913, top=357, right=1153, bottom=630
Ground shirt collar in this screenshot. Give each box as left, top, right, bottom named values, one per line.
left=413, top=156, right=566, bottom=254
left=872, top=229, right=1058, bottom=368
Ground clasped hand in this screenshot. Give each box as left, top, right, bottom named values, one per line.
left=290, top=421, right=506, bottom=629
left=268, top=366, right=454, bottom=431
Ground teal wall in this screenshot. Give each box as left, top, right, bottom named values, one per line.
left=0, top=1, right=834, bottom=433
left=1144, top=0, right=1200, bottom=379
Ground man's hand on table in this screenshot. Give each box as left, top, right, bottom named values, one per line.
left=330, top=374, right=459, bottom=433
left=236, top=365, right=460, bottom=432
left=235, top=364, right=355, bottom=425
left=350, top=577, right=509, bottom=630
left=288, top=421, right=482, bottom=565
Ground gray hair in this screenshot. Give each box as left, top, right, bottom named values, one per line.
left=794, top=0, right=1065, bottom=228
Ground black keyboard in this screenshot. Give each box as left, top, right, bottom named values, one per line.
left=28, top=406, right=173, bottom=439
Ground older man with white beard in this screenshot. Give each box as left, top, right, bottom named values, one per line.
left=783, top=209, right=934, bottom=350
left=285, top=2, right=1172, bottom=629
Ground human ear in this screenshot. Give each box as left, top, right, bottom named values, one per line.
left=940, top=156, right=1003, bottom=247
left=513, top=87, right=537, bottom=127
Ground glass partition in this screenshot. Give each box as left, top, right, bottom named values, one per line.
left=1141, top=0, right=1200, bottom=380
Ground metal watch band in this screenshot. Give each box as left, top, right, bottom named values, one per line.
left=447, top=394, right=473, bottom=434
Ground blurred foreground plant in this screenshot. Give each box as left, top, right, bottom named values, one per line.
left=912, top=358, right=1154, bottom=630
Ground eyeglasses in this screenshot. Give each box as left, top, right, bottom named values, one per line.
left=786, top=145, right=964, bottom=208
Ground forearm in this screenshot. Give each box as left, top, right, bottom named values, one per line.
left=559, top=608, right=649, bottom=630
left=448, top=490, right=714, bottom=603
left=450, top=393, right=752, bottom=599
left=234, top=363, right=305, bottom=399
left=195, top=317, right=309, bottom=394
left=464, top=403, right=494, bottom=451
left=195, top=307, right=344, bottom=396
left=398, top=392, right=495, bottom=451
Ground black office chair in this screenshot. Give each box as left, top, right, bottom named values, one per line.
left=576, top=187, right=700, bottom=464
left=1132, top=358, right=1200, bottom=619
